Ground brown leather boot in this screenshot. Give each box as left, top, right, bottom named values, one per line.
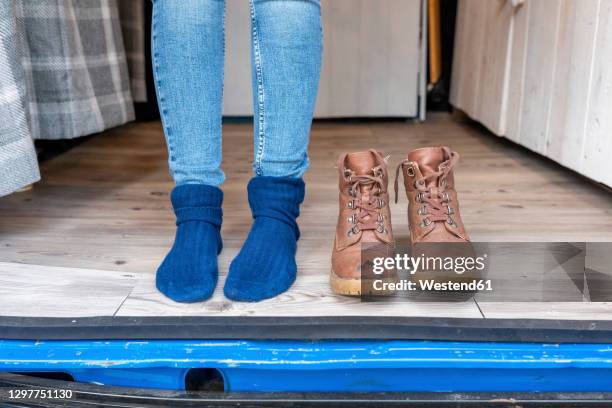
left=394, top=146, right=469, bottom=243
left=395, top=147, right=478, bottom=288
left=331, top=150, right=395, bottom=295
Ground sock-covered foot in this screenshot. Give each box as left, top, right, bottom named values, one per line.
left=156, top=184, right=223, bottom=303
left=224, top=176, right=305, bottom=302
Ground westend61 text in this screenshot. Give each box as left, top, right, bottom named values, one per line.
left=373, top=279, right=493, bottom=292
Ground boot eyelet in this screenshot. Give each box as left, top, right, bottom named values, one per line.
left=440, top=179, right=447, bottom=188
left=351, top=226, right=360, bottom=234
left=376, top=224, right=384, bottom=233
left=347, top=201, right=353, bottom=209
left=378, top=199, right=386, bottom=208
left=406, top=166, right=415, bottom=177
left=442, top=192, right=451, bottom=202
left=343, top=168, right=352, bottom=181
left=447, top=217, right=456, bottom=226
left=417, top=205, right=427, bottom=215
left=347, top=215, right=356, bottom=224
left=377, top=213, right=384, bottom=222
left=420, top=218, right=432, bottom=227
left=446, top=205, right=454, bottom=215
left=415, top=193, right=422, bottom=203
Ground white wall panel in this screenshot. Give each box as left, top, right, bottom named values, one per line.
left=583, top=0, right=612, bottom=187
left=223, top=0, right=422, bottom=118
left=505, top=0, right=530, bottom=143
left=518, top=0, right=562, bottom=154
left=451, top=0, right=612, bottom=188
left=547, top=0, right=600, bottom=172
left=450, top=0, right=513, bottom=136
left=477, top=0, right=514, bottom=135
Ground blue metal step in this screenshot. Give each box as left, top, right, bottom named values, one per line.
left=2, top=339, right=612, bottom=392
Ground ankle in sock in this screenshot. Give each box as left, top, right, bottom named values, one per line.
left=224, top=176, right=305, bottom=302
left=156, top=184, right=223, bottom=303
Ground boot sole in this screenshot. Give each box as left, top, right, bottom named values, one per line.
left=330, top=269, right=398, bottom=297
left=330, top=270, right=362, bottom=296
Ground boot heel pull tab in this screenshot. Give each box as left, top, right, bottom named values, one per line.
left=393, top=160, right=405, bottom=204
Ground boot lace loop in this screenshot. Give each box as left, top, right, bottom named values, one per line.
left=346, top=168, right=386, bottom=234
left=394, top=148, right=459, bottom=226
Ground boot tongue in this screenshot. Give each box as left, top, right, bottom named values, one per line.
left=346, top=150, right=378, bottom=175
left=408, top=147, right=446, bottom=187
left=345, top=150, right=380, bottom=203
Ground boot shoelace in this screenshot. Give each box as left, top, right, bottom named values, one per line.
left=345, top=167, right=387, bottom=236
left=393, top=148, right=459, bottom=227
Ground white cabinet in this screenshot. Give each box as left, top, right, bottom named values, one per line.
left=451, top=0, right=612, bottom=188
left=223, top=0, right=424, bottom=118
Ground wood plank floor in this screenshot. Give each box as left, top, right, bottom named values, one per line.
left=0, top=113, right=611, bottom=319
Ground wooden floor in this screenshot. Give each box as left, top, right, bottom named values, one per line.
left=1, top=113, right=611, bottom=319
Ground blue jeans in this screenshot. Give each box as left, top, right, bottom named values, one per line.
left=151, top=0, right=322, bottom=186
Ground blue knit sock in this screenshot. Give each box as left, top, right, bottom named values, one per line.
left=224, top=176, right=305, bottom=302
left=156, top=184, right=223, bottom=303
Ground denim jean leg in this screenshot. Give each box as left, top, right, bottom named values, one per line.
left=249, top=0, right=323, bottom=179
left=151, top=0, right=226, bottom=187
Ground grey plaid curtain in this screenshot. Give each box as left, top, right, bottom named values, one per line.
left=118, top=0, right=146, bottom=103
left=0, top=0, right=40, bottom=196
left=15, top=0, right=135, bottom=140
left=1, top=0, right=141, bottom=196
